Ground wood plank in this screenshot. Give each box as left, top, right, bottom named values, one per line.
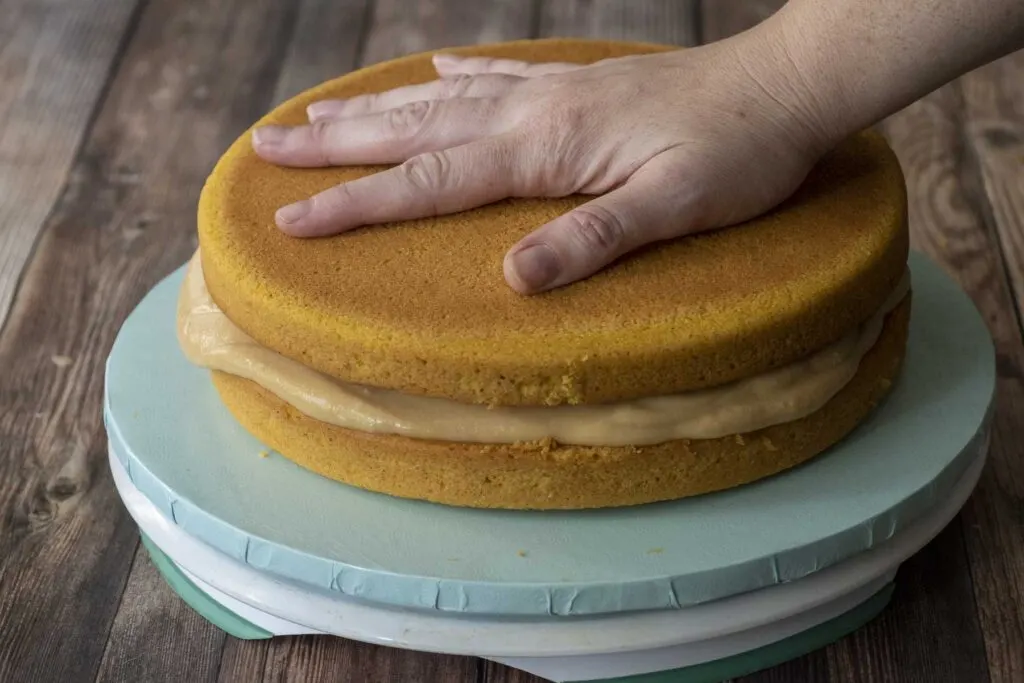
left=879, top=77, right=1024, bottom=681
left=0, top=0, right=139, bottom=333
left=94, top=548, right=226, bottom=683
left=539, top=0, right=699, bottom=46
left=483, top=662, right=542, bottom=683
left=957, top=52, right=1024, bottom=683
left=361, top=0, right=536, bottom=65
left=698, top=0, right=784, bottom=43
left=255, top=636, right=481, bottom=683
left=825, top=525, right=990, bottom=682
left=0, top=0, right=302, bottom=681
left=270, top=0, right=371, bottom=106
left=218, top=639, right=271, bottom=683
left=733, top=659, right=830, bottom=683
left=0, top=455, right=139, bottom=683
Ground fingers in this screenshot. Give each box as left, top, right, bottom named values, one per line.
left=503, top=153, right=698, bottom=294
left=433, top=53, right=584, bottom=78
left=274, top=136, right=522, bottom=236
left=305, top=73, right=519, bottom=121
left=252, top=98, right=502, bottom=167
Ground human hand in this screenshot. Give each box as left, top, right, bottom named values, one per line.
left=252, top=29, right=836, bottom=294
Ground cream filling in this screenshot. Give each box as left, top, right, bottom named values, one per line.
left=177, top=251, right=909, bottom=447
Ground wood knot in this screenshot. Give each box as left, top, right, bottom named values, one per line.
left=47, top=477, right=80, bottom=501
left=26, top=487, right=57, bottom=529
left=982, top=127, right=1020, bottom=149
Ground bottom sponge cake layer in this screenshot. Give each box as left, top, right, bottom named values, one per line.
left=209, top=299, right=910, bottom=510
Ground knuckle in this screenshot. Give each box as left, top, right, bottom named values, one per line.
left=566, top=206, right=627, bottom=253
left=383, top=100, right=434, bottom=138
left=308, top=119, right=336, bottom=165
left=356, top=92, right=380, bottom=113
left=440, top=73, right=475, bottom=98
left=327, top=181, right=356, bottom=206
left=399, top=151, right=451, bottom=192
left=512, top=117, right=586, bottom=195
left=316, top=181, right=357, bottom=217
left=477, top=57, right=499, bottom=73
left=309, top=118, right=333, bottom=144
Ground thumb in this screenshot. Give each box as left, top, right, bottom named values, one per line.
left=432, top=53, right=584, bottom=78
left=503, top=154, right=700, bottom=294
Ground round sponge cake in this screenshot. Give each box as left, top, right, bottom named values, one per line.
left=189, top=37, right=911, bottom=509
left=197, top=37, right=909, bottom=407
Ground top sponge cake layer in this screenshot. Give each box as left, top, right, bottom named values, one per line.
left=197, top=38, right=909, bottom=407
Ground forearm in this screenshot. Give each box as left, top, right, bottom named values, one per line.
left=758, top=0, right=1024, bottom=147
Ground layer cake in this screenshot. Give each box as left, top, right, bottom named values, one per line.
left=177, top=38, right=910, bottom=509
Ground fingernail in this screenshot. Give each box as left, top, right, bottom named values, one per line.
left=253, top=125, right=286, bottom=147
left=510, top=244, right=560, bottom=290
left=276, top=200, right=310, bottom=225
left=432, top=53, right=459, bottom=68
left=306, top=101, right=339, bottom=122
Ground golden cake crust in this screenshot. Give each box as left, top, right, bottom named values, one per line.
left=209, top=299, right=910, bottom=510
left=198, top=38, right=909, bottom=407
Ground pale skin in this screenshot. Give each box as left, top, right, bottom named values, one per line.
left=251, top=0, right=1024, bottom=294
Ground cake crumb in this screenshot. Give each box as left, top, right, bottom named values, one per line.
left=258, top=449, right=270, bottom=458
left=646, top=547, right=664, bottom=555
left=517, top=550, right=528, bottom=558
left=538, top=437, right=559, bottom=456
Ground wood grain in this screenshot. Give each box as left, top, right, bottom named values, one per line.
left=361, top=0, right=536, bottom=66
left=538, top=0, right=699, bottom=46
left=824, top=525, right=990, bottom=682
left=0, top=2, right=1019, bottom=683
left=270, top=0, right=372, bottom=106
left=0, top=0, right=140, bottom=333
left=879, top=76, right=1024, bottom=682
left=0, top=2, right=145, bottom=675
left=94, top=548, right=227, bottom=683
left=957, top=52, right=1024, bottom=683
left=0, top=0, right=300, bottom=681
left=252, top=636, right=481, bottom=683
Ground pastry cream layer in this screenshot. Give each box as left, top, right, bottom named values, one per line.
left=177, top=251, right=910, bottom=447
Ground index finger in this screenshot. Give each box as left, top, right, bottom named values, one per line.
left=274, top=135, right=524, bottom=236
left=432, top=54, right=584, bottom=78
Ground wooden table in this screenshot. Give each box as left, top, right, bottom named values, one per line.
left=1, top=1, right=1021, bottom=681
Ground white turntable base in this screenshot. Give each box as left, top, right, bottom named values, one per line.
left=111, top=439, right=987, bottom=683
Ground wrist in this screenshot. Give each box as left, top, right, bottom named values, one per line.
left=734, top=12, right=856, bottom=158
left=758, top=0, right=1024, bottom=152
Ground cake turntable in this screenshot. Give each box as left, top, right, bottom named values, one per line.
left=105, top=250, right=994, bottom=682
